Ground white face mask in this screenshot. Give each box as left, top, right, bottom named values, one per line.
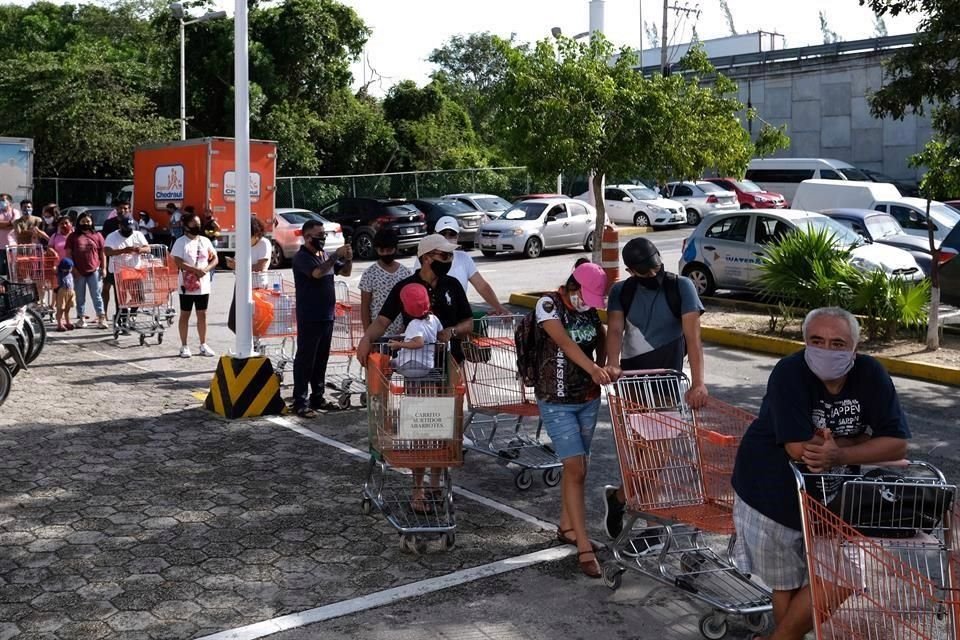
left=804, top=346, right=856, bottom=382
left=569, top=293, right=590, bottom=312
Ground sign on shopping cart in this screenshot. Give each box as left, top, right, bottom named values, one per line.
left=399, top=397, right=457, bottom=441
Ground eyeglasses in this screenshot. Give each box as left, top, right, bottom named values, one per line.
left=429, top=251, right=453, bottom=261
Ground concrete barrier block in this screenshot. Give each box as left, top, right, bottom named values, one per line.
left=852, top=129, right=883, bottom=162
left=765, top=87, right=792, bottom=118
left=852, top=96, right=881, bottom=130
left=821, top=116, right=852, bottom=148
left=792, top=100, right=821, bottom=132
left=822, top=83, right=852, bottom=116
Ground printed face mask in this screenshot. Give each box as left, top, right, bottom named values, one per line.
left=569, top=293, right=591, bottom=312
left=804, top=346, right=856, bottom=382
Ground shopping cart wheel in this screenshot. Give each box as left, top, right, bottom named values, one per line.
left=698, top=613, right=728, bottom=640
left=514, top=469, right=533, bottom=491
left=337, top=393, right=351, bottom=410
left=743, top=612, right=771, bottom=634
left=601, top=563, right=623, bottom=590
left=361, top=498, right=372, bottom=515
left=113, top=329, right=119, bottom=340
left=359, top=392, right=367, bottom=408
left=0, top=362, right=11, bottom=407
left=542, top=467, right=562, bottom=487
left=139, top=334, right=146, bottom=346
left=442, top=532, right=456, bottom=550
left=157, top=333, right=163, bottom=345
left=400, top=535, right=426, bottom=555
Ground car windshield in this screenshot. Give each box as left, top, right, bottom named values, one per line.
left=795, top=216, right=862, bottom=246
left=697, top=182, right=726, bottom=193
left=866, top=170, right=896, bottom=182
left=501, top=202, right=547, bottom=220
left=87, top=209, right=114, bottom=226
left=385, top=204, right=420, bottom=216
left=734, top=180, right=763, bottom=193
left=628, top=188, right=660, bottom=200
left=838, top=167, right=870, bottom=181
left=475, top=196, right=511, bottom=211
left=930, top=203, right=960, bottom=227
left=864, top=214, right=903, bottom=239
left=432, top=200, right=475, bottom=214
left=280, top=211, right=320, bottom=224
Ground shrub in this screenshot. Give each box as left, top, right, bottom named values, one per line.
left=758, top=227, right=861, bottom=309
left=852, top=270, right=930, bottom=341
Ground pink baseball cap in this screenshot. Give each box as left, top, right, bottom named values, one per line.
left=571, top=262, right=607, bottom=309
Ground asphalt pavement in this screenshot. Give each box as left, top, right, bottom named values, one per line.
left=1, top=230, right=958, bottom=639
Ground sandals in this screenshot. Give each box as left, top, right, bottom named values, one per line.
left=294, top=407, right=318, bottom=418
left=556, top=528, right=603, bottom=552
left=577, top=550, right=601, bottom=578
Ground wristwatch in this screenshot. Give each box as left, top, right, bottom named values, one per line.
left=450, top=327, right=457, bottom=338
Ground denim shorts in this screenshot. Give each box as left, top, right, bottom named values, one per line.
left=537, top=397, right=602, bottom=460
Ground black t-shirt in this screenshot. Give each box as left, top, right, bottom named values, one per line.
left=291, top=246, right=346, bottom=323
left=378, top=270, right=473, bottom=362
left=731, top=350, right=910, bottom=531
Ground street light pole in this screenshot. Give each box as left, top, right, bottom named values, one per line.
left=171, top=3, right=227, bottom=141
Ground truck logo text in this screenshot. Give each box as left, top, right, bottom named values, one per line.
left=154, top=165, right=184, bottom=202
left=223, top=171, right=261, bottom=203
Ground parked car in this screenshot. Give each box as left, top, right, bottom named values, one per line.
left=574, top=184, right=686, bottom=227
left=939, top=223, right=960, bottom=307
left=664, top=181, right=739, bottom=226
left=317, top=197, right=427, bottom=260
left=860, top=168, right=920, bottom=197
left=745, top=157, right=870, bottom=202
left=511, top=193, right=565, bottom=204
left=410, top=198, right=484, bottom=247
left=702, top=177, right=786, bottom=210
left=62, top=206, right=117, bottom=233
left=442, top=193, right=513, bottom=223
left=678, top=209, right=924, bottom=296
left=270, top=208, right=345, bottom=268
left=477, top=198, right=597, bottom=259
left=820, top=208, right=950, bottom=276
left=873, top=198, right=960, bottom=244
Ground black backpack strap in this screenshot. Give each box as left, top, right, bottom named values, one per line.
left=618, top=276, right=640, bottom=317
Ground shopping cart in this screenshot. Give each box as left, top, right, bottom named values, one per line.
left=362, top=342, right=465, bottom=554
left=326, top=281, right=366, bottom=409
left=5, top=244, right=57, bottom=321
left=459, top=314, right=562, bottom=490
left=252, top=272, right=296, bottom=381
left=795, top=461, right=957, bottom=640
left=112, top=245, right=178, bottom=345
left=604, top=370, right=772, bottom=639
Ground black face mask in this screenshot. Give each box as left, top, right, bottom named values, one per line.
left=309, top=236, right=326, bottom=251
left=185, top=226, right=200, bottom=236
left=79, top=222, right=92, bottom=232
left=119, top=227, right=133, bottom=238
left=378, top=253, right=397, bottom=265
left=430, top=259, right=452, bottom=278
left=636, top=268, right=665, bottom=290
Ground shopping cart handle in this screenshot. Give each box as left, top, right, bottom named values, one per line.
left=619, top=369, right=686, bottom=377
left=700, top=429, right=737, bottom=447
left=866, top=459, right=910, bottom=468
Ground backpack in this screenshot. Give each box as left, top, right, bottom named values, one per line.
left=515, top=292, right=565, bottom=387
left=619, top=273, right=683, bottom=320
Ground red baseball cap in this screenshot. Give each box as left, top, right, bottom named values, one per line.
left=400, top=283, right=431, bottom=318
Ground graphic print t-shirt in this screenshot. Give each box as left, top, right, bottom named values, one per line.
left=534, top=294, right=602, bottom=404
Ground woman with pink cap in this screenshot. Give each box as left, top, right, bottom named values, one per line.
left=533, top=261, right=611, bottom=578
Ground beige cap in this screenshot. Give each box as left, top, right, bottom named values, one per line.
left=417, top=234, right=459, bottom=257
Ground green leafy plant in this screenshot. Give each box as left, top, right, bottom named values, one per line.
left=852, top=271, right=930, bottom=341
left=758, top=227, right=861, bottom=310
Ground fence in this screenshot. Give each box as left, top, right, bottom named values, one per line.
left=32, top=167, right=575, bottom=210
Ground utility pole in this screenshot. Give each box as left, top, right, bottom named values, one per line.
left=661, top=2, right=701, bottom=74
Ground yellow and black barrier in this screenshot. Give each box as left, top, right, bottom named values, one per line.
left=205, top=355, right=287, bottom=419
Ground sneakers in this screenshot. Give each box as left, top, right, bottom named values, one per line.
left=179, top=346, right=192, bottom=358
left=198, top=344, right=216, bottom=357
left=603, top=485, right=625, bottom=539
left=96, top=316, right=108, bottom=329
left=75, top=318, right=87, bottom=328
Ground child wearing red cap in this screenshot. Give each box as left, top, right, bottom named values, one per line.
left=388, top=283, right=443, bottom=378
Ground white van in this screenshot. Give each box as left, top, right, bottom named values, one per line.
left=745, top=158, right=871, bottom=202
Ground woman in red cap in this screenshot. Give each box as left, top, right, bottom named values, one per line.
left=533, top=261, right=611, bottom=578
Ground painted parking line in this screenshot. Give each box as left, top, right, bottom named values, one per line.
left=196, top=545, right=573, bottom=640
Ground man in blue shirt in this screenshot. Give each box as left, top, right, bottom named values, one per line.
left=731, top=307, right=909, bottom=640
left=291, top=220, right=353, bottom=417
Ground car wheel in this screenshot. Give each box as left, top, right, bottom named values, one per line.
left=686, top=209, right=701, bottom=226
left=584, top=231, right=595, bottom=252
left=481, top=250, right=497, bottom=258
left=353, top=232, right=375, bottom=260
left=523, top=237, right=543, bottom=259
left=270, top=241, right=284, bottom=269
left=683, top=263, right=716, bottom=296
left=634, top=212, right=651, bottom=227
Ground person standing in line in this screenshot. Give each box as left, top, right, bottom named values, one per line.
left=600, top=237, right=708, bottom=550
left=225, top=216, right=272, bottom=333
left=412, top=216, right=509, bottom=315
left=54, top=257, right=76, bottom=332
left=359, top=229, right=411, bottom=336
left=0, top=194, right=19, bottom=276
left=64, top=211, right=107, bottom=328
left=290, top=220, right=353, bottom=416
left=103, top=215, right=150, bottom=332
left=40, top=204, right=59, bottom=236
left=171, top=212, right=218, bottom=358
left=137, top=211, right=156, bottom=243
left=100, top=203, right=135, bottom=319
left=49, top=216, right=73, bottom=261
left=167, top=203, right=183, bottom=248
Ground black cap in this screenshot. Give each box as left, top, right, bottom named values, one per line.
left=622, top=237, right=663, bottom=271
left=119, top=215, right=133, bottom=228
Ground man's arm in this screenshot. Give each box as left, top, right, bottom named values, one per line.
left=360, top=290, right=374, bottom=330
left=682, top=311, right=708, bottom=408
left=605, top=309, right=625, bottom=372
left=468, top=272, right=508, bottom=315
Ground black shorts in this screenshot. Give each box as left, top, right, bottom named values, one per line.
left=103, top=272, right=115, bottom=286
left=179, top=294, right=210, bottom=312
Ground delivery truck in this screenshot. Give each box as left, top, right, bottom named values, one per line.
left=0, top=137, right=34, bottom=203
left=132, top=137, right=277, bottom=255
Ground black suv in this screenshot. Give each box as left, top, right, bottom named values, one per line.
left=318, top=198, right=428, bottom=259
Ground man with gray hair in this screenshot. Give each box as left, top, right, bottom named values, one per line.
left=730, top=306, right=910, bottom=640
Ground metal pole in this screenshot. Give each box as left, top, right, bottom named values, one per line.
left=289, top=177, right=295, bottom=207
left=661, top=0, right=669, bottom=73
left=638, top=0, right=644, bottom=69
left=180, top=18, right=187, bottom=140
left=414, top=173, right=419, bottom=199
left=233, top=0, right=253, bottom=359
left=54, top=178, right=59, bottom=206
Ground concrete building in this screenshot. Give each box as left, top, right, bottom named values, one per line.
left=635, top=34, right=931, bottom=182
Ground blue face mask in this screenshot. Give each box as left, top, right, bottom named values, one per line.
left=804, top=346, right=855, bottom=382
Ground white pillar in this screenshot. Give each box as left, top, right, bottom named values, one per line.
left=589, top=0, right=606, bottom=35
left=233, top=0, right=253, bottom=359
left=179, top=19, right=186, bottom=140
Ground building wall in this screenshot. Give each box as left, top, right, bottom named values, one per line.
left=725, top=53, right=932, bottom=181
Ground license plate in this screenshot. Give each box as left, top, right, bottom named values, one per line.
left=482, top=243, right=496, bottom=249
left=402, top=228, right=414, bottom=234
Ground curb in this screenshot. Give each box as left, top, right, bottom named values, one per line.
left=614, top=226, right=653, bottom=237
left=508, top=292, right=960, bottom=387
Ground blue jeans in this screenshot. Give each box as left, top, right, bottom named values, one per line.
left=75, top=271, right=104, bottom=317
left=537, top=397, right=602, bottom=460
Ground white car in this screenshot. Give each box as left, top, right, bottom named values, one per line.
left=270, top=208, right=344, bottom=268
left=443, top=193, right=513, bottom=223
left=678, top=209, right=924, bottom=296
left=576, top=184, right=686, bottom=227
left=665, top=181, right=739, bottom=226
left=477, top=198, right=597, bottom=259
